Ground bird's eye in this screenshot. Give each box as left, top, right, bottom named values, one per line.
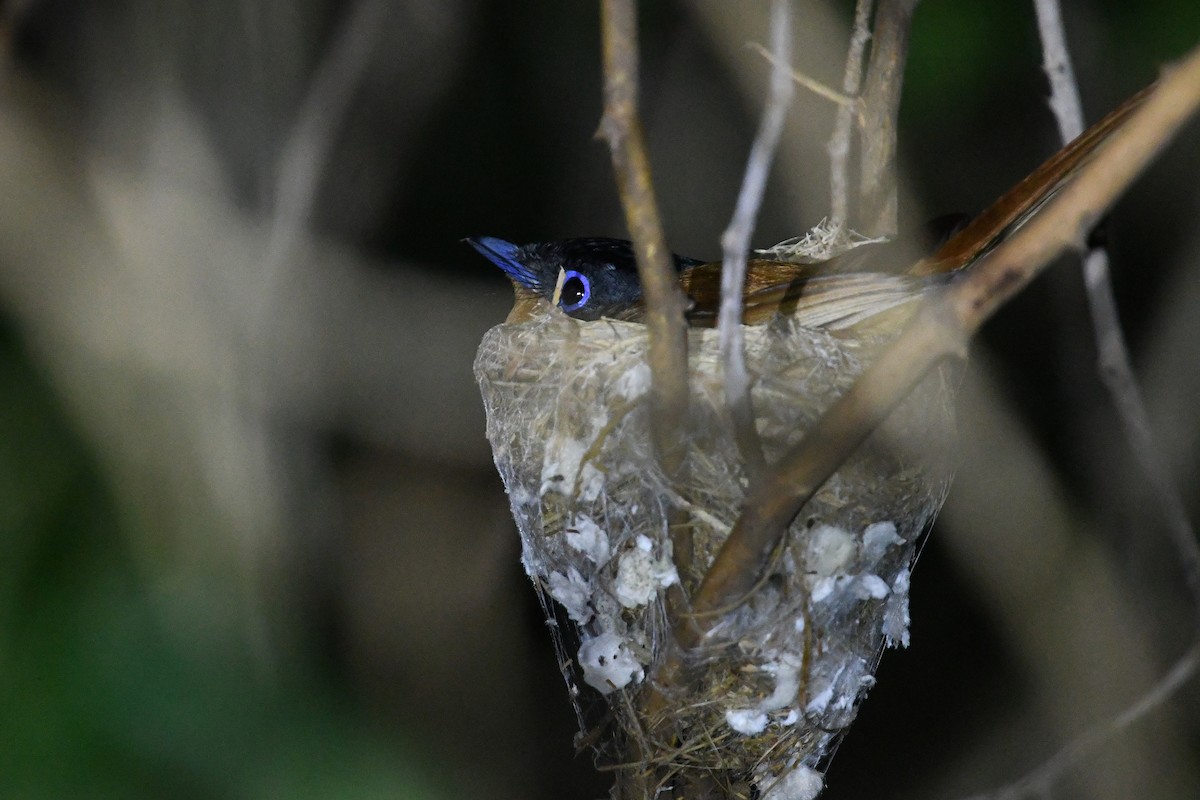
left=559, top=270, right=591, bottom=312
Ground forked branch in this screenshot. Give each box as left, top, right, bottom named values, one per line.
left=719, top=0, right=795, bottom=480
left=829, top=0, right=876, bottom=225
left=1033, top=0, right=1200, bottom=610
left=682, top=44, right=1200, bottom=645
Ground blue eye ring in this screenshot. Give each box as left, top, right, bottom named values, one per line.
left=559, top=270, right=591, bottom=312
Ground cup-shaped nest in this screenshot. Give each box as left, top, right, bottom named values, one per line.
left=474, top=303, right=956, bottom=798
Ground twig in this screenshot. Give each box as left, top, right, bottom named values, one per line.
left=857, top=0, right=918, bottom=235
left=679, top=45, right=1200, bottom=646
left=598, top=0, right=690, bottom=473
left=1084, top=249, right=1200, bottom=606
left=747, top=43, right=855, bottom=108
left=261, top=0, right=390, bottom=276
left=719, top=0, right=794, bottom=480
left=966, top=640, right=1200, bottom=800
left=957, top=5, right=1200, bottom=795
left=1033, top=0, right=1085, bottom=141
left=829, top=0, right=875, bottom=225
left=1033, top=0, right=1200, bottom=611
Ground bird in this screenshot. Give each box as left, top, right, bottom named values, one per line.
left=468, top=85, right=1147, bottom=331
left=466, top=227, right=952, bottom=332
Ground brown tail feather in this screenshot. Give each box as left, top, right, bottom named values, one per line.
left=907, top=83, right=1154, bottom=277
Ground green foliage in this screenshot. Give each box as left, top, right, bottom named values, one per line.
left=0, top=327, right=448, bottom=800
left=904, top=0, right=1040, bottom=121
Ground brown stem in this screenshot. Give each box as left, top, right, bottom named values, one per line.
left=598, top=0, right=690, bottom=475
left=679, top=45, right=1200, bottom=647
left=857, top=0, right=918, bottom=235
left=829, top=0, right=876, bottom=225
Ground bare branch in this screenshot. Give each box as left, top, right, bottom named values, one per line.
left=1034, top=0, right=1086, bottom=141
left=940, top=363, right=1196, bottom=800
left=960, top=9, right=1200, bottom=793
left=1084, top=248, right=1200, bottom=607
left=598, top=0, right=690, bottom=472
left=719, top=0, right=794, bottom=479
left=857, top=0, right=918, bottom=235
left=680, top=46, right=1200, bottom=645
left=747, top=42, right=854, bottom=108
left=262, top=0, right=390, bottom=275
left=1033, top=0, right=1200, bottom=611
left=969, top=640, right=1200, bottom=799
left=829, top=0, right=875, bottom=225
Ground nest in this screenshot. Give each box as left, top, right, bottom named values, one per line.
left=474, top=302, right=956, bottom=799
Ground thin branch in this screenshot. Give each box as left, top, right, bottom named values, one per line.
left=967, top=640, right=1200, bottom=800
left=747, top=43, right=855, bottom=108
left=262, top=0, right=390, bottom=274
left=857, top=0, right=919, bottom=235
left=964, top=6, right=1200, bottom=794
left=1084, top=248, right=1200, bottom=606
left=678, top=46, right=1200, bottom=647
left=1033, top=0, right=1200, bottom=611
left=719, top=0, right=794, bottom=480
left=598, top=0, right=690, bottom=473
left=1034, top=0, right=1086, bottom=142
left=829, top=0, right=875, bottom=225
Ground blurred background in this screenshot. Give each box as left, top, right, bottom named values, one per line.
left=1, top=1, right=1198, bottom=798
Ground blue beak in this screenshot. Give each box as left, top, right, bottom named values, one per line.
left=466, top=236, right=542, bottom=291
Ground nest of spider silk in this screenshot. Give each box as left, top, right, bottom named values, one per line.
left=474, top=295, right=956, bottom=799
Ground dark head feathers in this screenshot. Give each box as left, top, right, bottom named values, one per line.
left=467, top=236, right=702, bottom=321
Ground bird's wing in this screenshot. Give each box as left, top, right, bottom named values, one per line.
left=747, top=273, right=935, bottom=330
left=682, top=260, right=936, bottom=331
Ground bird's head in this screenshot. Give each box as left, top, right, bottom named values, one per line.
left=467, top=236, right=698, bottom=322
